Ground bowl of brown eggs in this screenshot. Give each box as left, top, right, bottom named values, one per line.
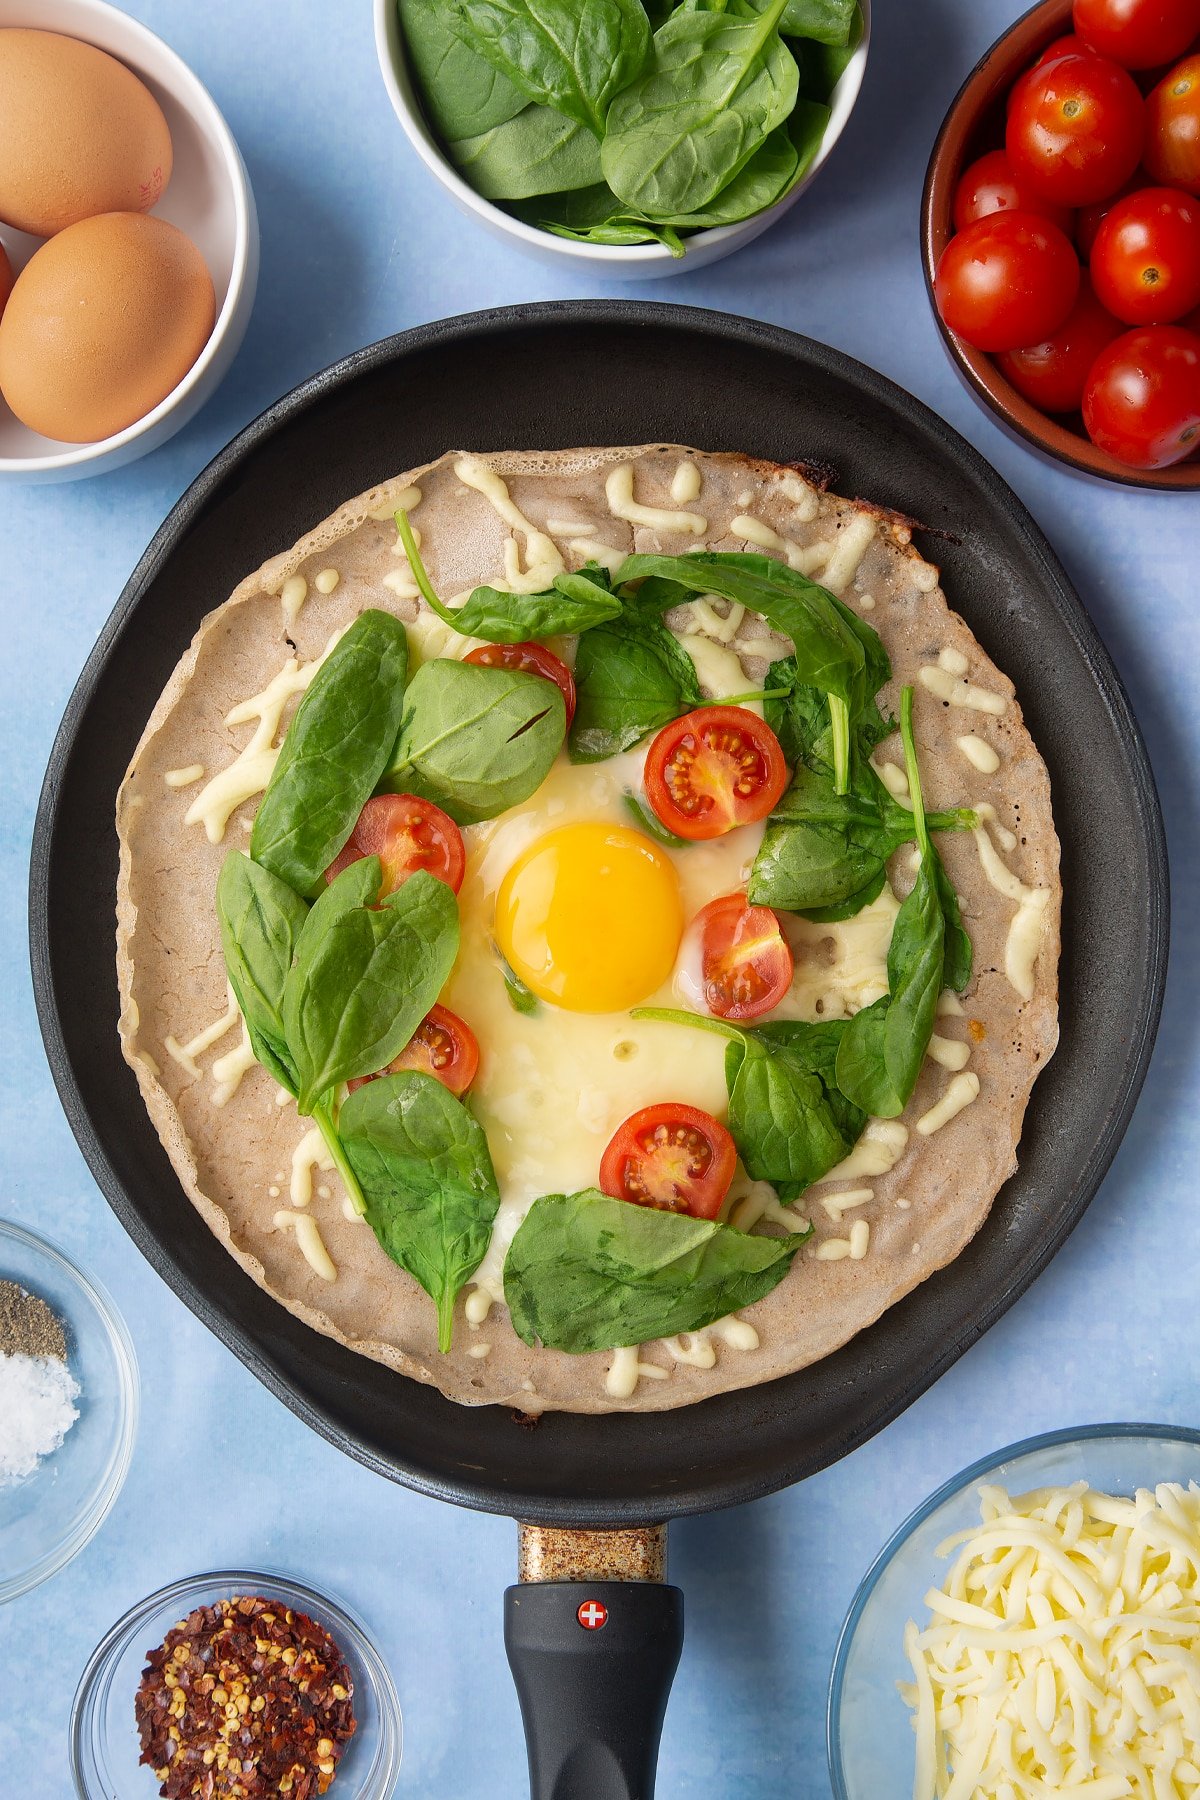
left=0, top=0, right=258, bottom=481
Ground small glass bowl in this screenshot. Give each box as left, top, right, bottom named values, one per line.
left=0, top=1217, right=138, bottom=1603
left=827, top=1424, right=1200, bottom=1798
left=71, top=1568, right=403, bottom=1800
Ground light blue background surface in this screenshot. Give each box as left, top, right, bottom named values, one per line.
left=1, top=2, right=1195, bottom=1794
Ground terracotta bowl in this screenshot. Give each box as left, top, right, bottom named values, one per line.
left=921, top=0, right=1200, bottom=491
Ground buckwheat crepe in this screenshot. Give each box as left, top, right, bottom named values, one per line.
left=116, top=445, right=1060, bottom=1413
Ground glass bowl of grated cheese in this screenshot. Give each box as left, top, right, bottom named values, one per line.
left=828, top=1424, right=1200, bottom=1800
left=0, top=1217, right=138, bottom=1603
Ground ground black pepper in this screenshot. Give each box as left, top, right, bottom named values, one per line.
left=134, top=1595, right=357, bottom=1798
left=0, top=1279, right=67, bottom=1359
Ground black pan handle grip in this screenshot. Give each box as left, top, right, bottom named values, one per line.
left=504, top=1579, right=684, bottom=1800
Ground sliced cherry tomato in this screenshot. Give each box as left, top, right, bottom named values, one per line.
left=1083, top=322, right=1200, bottom=464
left=952, top=148, right=1074, bottom=233
left=347, top=1005, right=480, bottom=1098
left=1006, top=51, right=1145, bottom=206
left=1146, top=54, right=1200, bottom=193
left=643, top=705, right=788, bottom=841
left=465, top=640, right=576, bottom=726
left=684, top=893, right=794, bottom=1022
left=599, top=1103, right=737, bottom=1220
left=995, top=274, right=1126, bottom=409
left=1076, top=177, right=1143, bottom=255
left=934, top=213, right=1081, bottom=352
left=1073, top=0, right=1200, bottom=70
left=326, top=793, right=465, bottom=895
left=1090, top=186, right=1200, bottom=321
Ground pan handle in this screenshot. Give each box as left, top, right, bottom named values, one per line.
left=505, top=1525, right=683, bottom=1800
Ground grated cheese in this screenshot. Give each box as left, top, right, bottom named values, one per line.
left=901, top=1479, right=1200, bottom=1800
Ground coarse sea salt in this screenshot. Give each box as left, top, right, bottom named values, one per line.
left=0, top=1351, right=80, bottom=1485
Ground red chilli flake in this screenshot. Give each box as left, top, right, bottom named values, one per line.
left=134, top=1595, right=357, bottom=1799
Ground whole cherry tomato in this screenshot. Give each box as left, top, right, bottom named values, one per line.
left=599, top=1103, right=738, bottom=1220
left=1073, top=0, right=1200, bottom=70
left=347, top=1005, right=480, bottom=1098
left=644, top=705, right=788, bottom=841
left=681, top=893, right=794, bottom=1022
left=995, top=276, right=1125, bottom=410
left=1082, top=323, right=1200, bottom=465
left=465, top=639, right=576, bottom=726
left=1090, top=187, right=1200, bottom=321
left=1007, top=51, right=1145, bottom=206
left=1007, top=35, right=1090, bottom=113
left=952, top=148, right=1073, bottom=233
left=934, top=212, right=1081, bottom=352
left=1146, top=54, right=1200, bottom=194
left=326, top=793, right=466, bottom=895
left=1076, top=178, right=1143, bottom=256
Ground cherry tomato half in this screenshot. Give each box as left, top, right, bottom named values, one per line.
left=1073, top=0, right=1200, bottom=70
left=1146, top=54, right=1200, bottom=193
left=347, top=1005, right=480, bottom=1098
left=952, top=148, right=1074, bottom=233
left=1090, top=186, right=1200, bottom=321
left=934, top=212, right=1081, bottom=352
left=465, top=640, right=576, bottom=726
left=995, top=275, right=1125, bottom=411
left=644, top=705, right=788, bottom=841
left=599, top=1103, right=738, bottom=1220
left=1082, top=322, right=1200, bottom=464
left=684, top=893, right=794, bottom=1022
left=1007, top=51, right=1145, bottom=206
left=326, top=793, right=466, bottom=895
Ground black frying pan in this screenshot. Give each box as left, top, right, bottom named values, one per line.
left=30, top=303, right=1167, bottom=1798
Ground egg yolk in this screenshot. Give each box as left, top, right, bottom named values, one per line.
left=495, top=822, right=684, bottom=1013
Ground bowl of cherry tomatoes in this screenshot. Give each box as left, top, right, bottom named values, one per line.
left=923, top=0, right=1200, bottom=488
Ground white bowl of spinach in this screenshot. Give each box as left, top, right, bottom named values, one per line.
left=375, top=0, right=870, bottom=273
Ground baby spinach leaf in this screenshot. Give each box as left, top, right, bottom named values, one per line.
left=781, top=95, right=832, bottom=191
left=283, top=862, right=460, bottom=1115
left=398, top=0, right=526, bottom=139
left=513, top=181, right=678, bottom=249
left=384, top=658, right=566, bottom=824
left=504, top=1189, right=806, bottom=1354
left=789, top=1, right=863, bottom=93
left=568, top=611, right=701, bottom=762
left=602, top=0, right=798, bottom=218
left=493, top=943, right=540, bottom=1014
left=396, top=513, right=622, bottom=640
left=448, top=0, right=650, bottom=134
left=543, top=215, right=685, bottom=253
left=652, top=124, right=798, bottom=227
left=778, top=0, right=856, bottom=43
left=622, top=791, right=691, bottom=847
left=341, top=1071, right=500, bottom=1352
left=215, top=850, right=308, bottom=1094
left=448, top=102, right=603, bottom=199
left=250, top=609, right=409, bottom=899
left=935, top=857, right=973, bottom=994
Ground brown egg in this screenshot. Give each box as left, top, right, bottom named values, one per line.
left=0, top=213, right=215, bottom=443
left=0, top=240, right=11, bottom=321
left=0, top=29, right=173, bottom=236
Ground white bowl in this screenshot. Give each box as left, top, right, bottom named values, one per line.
left=0, top=0, right=259, bottom=481
left=374, top=0, right=871, bottom=276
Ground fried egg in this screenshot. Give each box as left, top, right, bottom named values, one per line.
left=442, top=748, right=765, bottom=1221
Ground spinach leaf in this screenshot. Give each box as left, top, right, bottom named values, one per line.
left=448, top=103, right=603, bottom=200
left=514, top=182, right=682, bottom=253
left=215, top=850, right=308, bottom=1093
left=934, top=853, right=973, bottom=994
left=341, top=1072, right=500, bottom=1352
left=384, top=657, right=566, bottom=824
left=397, top=512, right=622, bottom=640
left=504, top=1189, right=806, bottom=1353
left=448, top=0, right=650, bottom=134
left=632, top=1007, right=864, bottom=1198
left=494, top=943, right=540, bottom=1014
left=282, top=862, right=460, bottom=1115
left=602, top=0, right=798, bottom=218
left=652, top=124, right=797, bottom=227
left=622, top=790, right=690, bottom=847
left=835, top=689, right=964, bottom=1116
left=568, top=610, right=701, bottom=762
left=250, top=609, right=409, bottom=899
left=398, top=0, right=526, bottom=139
left=789, top=1, right=863, bottom=93
left=778, top=0, right=856, bottom=43
left=543, top=214, right=685, bottom=253
left=781, top=95, right=831, bottom=192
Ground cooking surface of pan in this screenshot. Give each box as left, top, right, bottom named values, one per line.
left=29, top=302, right=1167, bottom=1525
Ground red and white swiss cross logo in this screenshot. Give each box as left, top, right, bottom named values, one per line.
left=577, top=1599, right=608, bottom=1630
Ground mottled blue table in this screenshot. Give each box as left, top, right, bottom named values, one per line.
left=2, top=2, right=1194, bottom=1794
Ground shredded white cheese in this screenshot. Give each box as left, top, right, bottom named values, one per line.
left=916, top=1070, right=980, bottom=1136
left=973, top=823, right=1052, bottom=1002
left=901, top=1479, right=1200, bottom=1800
left=670, top=459, right=702, bottom=504
left=290, top=1127, right=335, bottom=1208
left=957, top=733, right=1001, bottom=775
left=919, top=662, right=1008, bottom=715
left=274, top=1209, right=337, bottom=1282
left=606, top=462, right=706, bottom=535
left=455, top=455, right=565, bottom=592
left=731, top=512, right=829, bottom=574
left=280, top=574, right=307, bottom=624
left=818, top=512, right=877, bottom=593
left=164, top=764, right=205, bottom=789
